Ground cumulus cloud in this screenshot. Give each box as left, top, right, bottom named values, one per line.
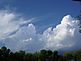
left=0, top=10, right=44, bottom=52
left=0, top=10, right=81, bottom=52
left=43, top=15, right=81, bottom=51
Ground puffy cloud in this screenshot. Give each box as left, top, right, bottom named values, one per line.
left=0, top=10, right=81, bottom=52
left=0, top=10, right=44, bottom=52
left=1, top=24, right=44, bottom=52
left=43, top=15, right=81, bottom=51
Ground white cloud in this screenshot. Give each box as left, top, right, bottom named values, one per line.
left=0, top=10, right=33, bottom=39
left=0, top=10, right=44, bottom=51
left=43, top=15, right=81, bottom=51
left=0, top=10, right=81, bottom=52
left=3, top=24, right=44, bottom=52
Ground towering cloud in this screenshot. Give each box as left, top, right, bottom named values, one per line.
left=43, top=15, right=81, bottom=51
left=0, top=10, right=81, bottom=52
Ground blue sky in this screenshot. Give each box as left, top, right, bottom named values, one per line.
left=0, top=0, right=81, bottom=32
left=0, top=0, right=81, bottom=52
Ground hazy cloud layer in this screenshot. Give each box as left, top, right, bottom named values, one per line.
left=0, top=10, right=81, bottom=52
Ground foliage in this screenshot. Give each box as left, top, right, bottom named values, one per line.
left=0, top=46, right=81, bottom=61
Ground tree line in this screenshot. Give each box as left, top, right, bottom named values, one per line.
left=0, top=46, right=81, bottom=61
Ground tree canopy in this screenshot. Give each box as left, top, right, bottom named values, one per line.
left=0, top=46, right=81, bottom=61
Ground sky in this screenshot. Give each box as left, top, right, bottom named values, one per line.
left=0, top=0, right=81, bottom=32
left=0, top=0, right=81, bottom=52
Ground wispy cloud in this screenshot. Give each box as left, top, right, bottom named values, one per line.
left=0, top=10, right=35, bottom=39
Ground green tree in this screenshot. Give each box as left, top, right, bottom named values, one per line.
left=0, top=46, right=11, bottom=61
left=39, top=50, right=47, bottom=61
left=73, top=50, right=81, bottom=61
left=64, top=52, right=73, bottom=60
left=52, top=51, right=59, bottom=61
